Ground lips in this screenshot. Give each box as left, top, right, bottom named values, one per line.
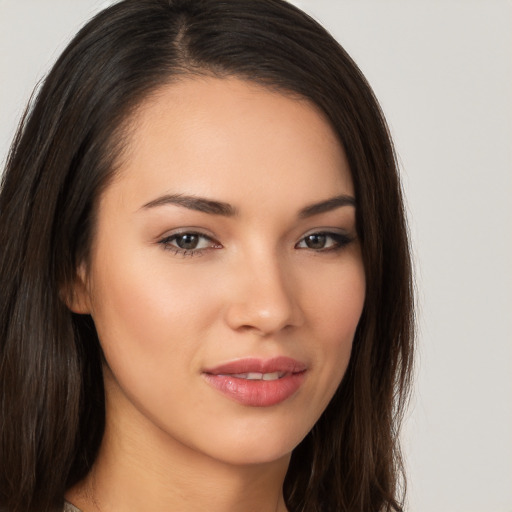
left=202, top=357, right=307, bottom=407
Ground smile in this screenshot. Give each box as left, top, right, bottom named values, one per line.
left=228, top=372, right=286, bottom=380
left=202, top=357, right=306, bottom=407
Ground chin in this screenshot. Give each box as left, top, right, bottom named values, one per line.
left=189, top=419, right=310, bottom=468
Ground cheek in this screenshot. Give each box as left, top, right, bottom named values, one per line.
left=87, top=250, right=221, bottom=379
left=86, top=256, right=225, bottom=434
left=93, top=241, right=217, bottom=320
left=302, top=256, right=365, bottom=399
left=304, top=252, right=365, bottom=342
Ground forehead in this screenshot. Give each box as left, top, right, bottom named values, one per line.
left=106, top=76, right=353, bottom=212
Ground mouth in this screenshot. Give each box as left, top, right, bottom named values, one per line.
left=202, top=357, right=307, bottom=407
left=228, top=371, right=287, bottom=381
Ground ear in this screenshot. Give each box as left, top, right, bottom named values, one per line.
left=62, top=263, right=92, bottom=315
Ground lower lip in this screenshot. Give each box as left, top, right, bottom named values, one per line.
left=202, top=372, right=305, bottom=407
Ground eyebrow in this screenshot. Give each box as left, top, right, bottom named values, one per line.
left=140, top=193, right=355, bottom=217
left=298, top=194, right=356, bottom=218
left=141, top=194, right=237, bottom=216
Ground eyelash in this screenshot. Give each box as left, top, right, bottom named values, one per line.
left=158, top=231, right=354, bottom=257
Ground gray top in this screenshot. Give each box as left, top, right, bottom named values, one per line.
left=63, top=502, right=82, bottom=512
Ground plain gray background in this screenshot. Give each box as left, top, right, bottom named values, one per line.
left=1, top=1, right=511, bottom=511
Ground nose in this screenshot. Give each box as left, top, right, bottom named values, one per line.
left=223, top=250, right=304, bottom=336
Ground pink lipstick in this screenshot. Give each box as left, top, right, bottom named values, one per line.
left=202, top=357, right=306, bottom=407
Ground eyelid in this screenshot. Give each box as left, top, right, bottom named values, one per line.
left=300, top=226, right=350, bottom=237
left=155, top=225, right=217, bottom=240
left=298, top=227, right=354, bottom=242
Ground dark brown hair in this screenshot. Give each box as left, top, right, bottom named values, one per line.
left=0, top=1, right=414, bottom=511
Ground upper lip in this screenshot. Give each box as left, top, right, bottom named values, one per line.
left=203, top=356, right=307, bottom=375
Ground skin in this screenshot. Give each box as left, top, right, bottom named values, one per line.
left=67, top=77, right=366, bottom=512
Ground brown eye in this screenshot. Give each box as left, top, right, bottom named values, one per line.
left=296, top=232, right=353, bottom=252
left=159, top=231, right=221, bottom=256
left=304, top=234, right=327, bottom=249
left=175, top=234, right=200, bottom=250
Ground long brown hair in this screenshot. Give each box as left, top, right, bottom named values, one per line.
left=0, top=1, right=414, bottom=511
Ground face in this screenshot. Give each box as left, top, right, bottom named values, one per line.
left=74, top=77, right=365, bottom=467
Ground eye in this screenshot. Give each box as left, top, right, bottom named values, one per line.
left=296, top=231, right=353, bottom=252
left=158, top=231, right=221, bottom=256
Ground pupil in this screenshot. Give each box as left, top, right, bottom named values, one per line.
left=177, top=234, right=198, bottom=250
left=306, top=234, right=326, bottom=249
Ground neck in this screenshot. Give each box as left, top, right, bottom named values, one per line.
left=67, top=372, right=290, bottom=512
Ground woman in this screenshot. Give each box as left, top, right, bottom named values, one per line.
left=0, top=1, right=414, bottom=511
